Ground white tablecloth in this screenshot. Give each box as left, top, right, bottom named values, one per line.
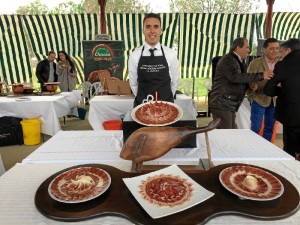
left=22, top=129, right=293, bottom=165
left=88, top=94, right=197, bottom=130
left=236, top=98, right=251, bottom=129
left=0, top=91, right=81, bottom=136
left=0, top=161, right=299, bottom=225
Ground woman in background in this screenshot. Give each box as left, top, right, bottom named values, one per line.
left=56, top=50, right=77, bottom=92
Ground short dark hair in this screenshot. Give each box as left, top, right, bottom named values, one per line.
left=230, top=37, right=247, bottom=52
left=143, top=13, right=161, bottom=26
left=280, top=38, right=300, bottom=51
left=263, top=38, right=279, bottom=48
left=48, top=50, right=55, bottom=56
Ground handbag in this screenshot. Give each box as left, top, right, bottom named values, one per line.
left=0, top=116, right=24, bottom=146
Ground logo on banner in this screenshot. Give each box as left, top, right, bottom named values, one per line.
left=91, top=44, right=114, bottom=61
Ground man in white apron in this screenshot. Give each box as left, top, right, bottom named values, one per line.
left=128, top=13, right=179, bottom=107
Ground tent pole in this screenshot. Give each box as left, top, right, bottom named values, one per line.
left=265, top=0, right=275, bottom=38
left=98, top=0, right=107, bottom=34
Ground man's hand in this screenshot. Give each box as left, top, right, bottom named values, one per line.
left=263, top=70, right=273, bottom=80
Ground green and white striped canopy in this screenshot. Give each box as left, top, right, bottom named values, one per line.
left=1, top=12, right=299, bottom=84
left=256, top=12, right=300, bottom=41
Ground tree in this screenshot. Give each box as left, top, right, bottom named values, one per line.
left=16, top=0, right=150, bottom=14
left=16, top=0, right=49, bottom=15
left=83, top=0, right=150, bottom=14
left=50, top=1, right=85, bottom=14
left=169, top=0, right=261, bottom=13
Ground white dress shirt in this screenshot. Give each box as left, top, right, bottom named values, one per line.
left=128, top=42, right=179, bottom=96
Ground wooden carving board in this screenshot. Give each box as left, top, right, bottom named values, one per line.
left=35, top=163, right=300, bottom=225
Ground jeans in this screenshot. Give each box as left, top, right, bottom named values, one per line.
left=250, top=100, right=276, bottom=142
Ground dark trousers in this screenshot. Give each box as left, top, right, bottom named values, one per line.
left=284, top=125, right=300, bottom=157
left=210, top=108, right=236, bottom=129
left=40, top=84, right=47, bottom=92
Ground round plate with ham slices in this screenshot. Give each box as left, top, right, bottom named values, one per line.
left=219, top=165, right=284, bottom=201
left=48, top=167, right=111, bottom=203
left=131, top=101, right=183, bottom=126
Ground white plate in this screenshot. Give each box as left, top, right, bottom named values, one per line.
left=123, top=164, right=214, bottom=219
left=48, top=167, right=111, bottom=204
left=131, top=101, right=183, bottom=126
left=15, top=97, right=31, bottom=101
left=219, top=165, right=284, bottom=201
left=44, top=82, right=60, bottom=85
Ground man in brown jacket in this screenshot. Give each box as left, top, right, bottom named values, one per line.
left=246, top=38, right=279, bottom=142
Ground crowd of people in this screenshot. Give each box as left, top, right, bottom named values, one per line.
left=35, top=13, right=300, bottom=160
left=208, top=37, right=300, bottom=160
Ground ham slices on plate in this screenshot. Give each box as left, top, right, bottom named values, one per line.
left=219, top=165, right=284, bottom=201
left=48, top=167, right=111, bottom=203
left=132, top=101, right=183, bottom=126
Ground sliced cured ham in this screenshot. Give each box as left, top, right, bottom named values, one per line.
left=139, top=173, right=193, bottom=207
left=48, top=167, right=111, bottom=203
left=133, top=101, right=182, bottom=125
left=219, top=165, right=284, bottom=201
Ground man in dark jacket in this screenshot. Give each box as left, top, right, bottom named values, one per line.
left=36, top=51, right=58, bottom=92
left=264, top=38, right=300, bottom=159
left=208, top=37, right=273, bottom=129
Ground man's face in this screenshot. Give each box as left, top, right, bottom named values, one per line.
left=235, top=40, right=250, bottom=60
left=263, top=42, right=279, bottom=60
left=48, top=53, right=56, bottom=62
left=279, top=47, right=291, bottom=60
left=143, top=17, right=162, bottom=47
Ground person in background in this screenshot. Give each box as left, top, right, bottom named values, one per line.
left=264, top=38, right=300, bottom=160
left=56, top=50, right=77, bottom=92
left=208, top=37, right=273, bottom=129
left=246, top=38, right=279, bottom=142
left=128, top=13, right=179, bottom=107
left=36, top=51, right=58, bottom=92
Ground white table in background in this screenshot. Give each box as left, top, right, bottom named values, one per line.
left=0, top=91, right=81, bottom=136
left=236, top=98, right=283, bottom=133
left=22, top=129, right=293, bottom=165
left=0, top=160, right=299, bottom=225
left=88, top=94, right=197, bottom=130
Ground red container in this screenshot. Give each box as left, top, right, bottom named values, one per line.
left=103, top=120, right=122, bottom=130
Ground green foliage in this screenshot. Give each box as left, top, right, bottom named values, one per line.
left=16, top=0, right=49, bottom=15
left=50, top=1, right=85, bottom=14
left=16, top=0, right=150, bottom=14
left=83, top=0, right=151, bottom=14
left=179, top=78, right=211, bottom=97
left=169, top=0, right=262, bottom=13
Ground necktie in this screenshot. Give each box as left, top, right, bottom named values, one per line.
left=149, top=48, right=156, bottom=57
left=242, top=60, right=247, bottom=66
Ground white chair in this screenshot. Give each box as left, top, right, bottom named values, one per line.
left=77, top=81, right=92, bottom=105
left=178, top=79, right=199, bottom=101
left=88, top=82, right=104, bottom=101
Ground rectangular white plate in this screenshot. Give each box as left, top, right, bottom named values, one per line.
left=123, top=164, right=214, bottom=219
